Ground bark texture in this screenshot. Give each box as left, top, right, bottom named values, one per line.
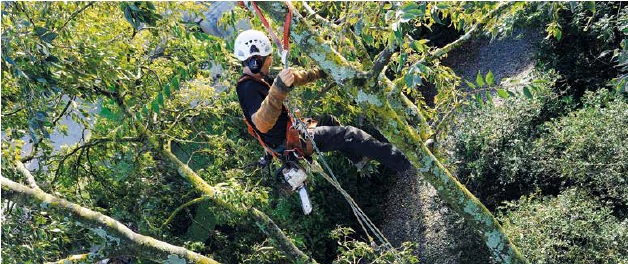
left=2, top=162, right=219, bottom=264
left=256, top=2, right=527, bottom=263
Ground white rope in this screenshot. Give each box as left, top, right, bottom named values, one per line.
left=284, top=98, right=404, bottom=262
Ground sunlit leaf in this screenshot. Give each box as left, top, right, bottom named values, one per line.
left=476, top=71, right=485, bottom=87
left=486, top=70, right=495, bottom=86
left=465, top=80, right=477, bottom=89
left=497, top=89, right=509, bottom=99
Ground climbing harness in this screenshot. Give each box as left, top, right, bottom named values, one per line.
left=238, top=74, right=313, bottom=215
left=240, top=1, right=403, bottom=261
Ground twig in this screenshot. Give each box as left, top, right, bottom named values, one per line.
left=161, top=196, right=210, bottom=229
left=1, top=107, right=25, bottom=117
left=395, top=2, right=514, bottom=87
left=52, top=97, right=74, bottom=126
left=56, top=2, right=95, bottom=34
left=2, top=175, right=219, bottom=264
left=51, top=137, right=142, bottom=185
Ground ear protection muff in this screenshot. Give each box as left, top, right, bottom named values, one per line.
left=248, top=56, right=265, bottom=74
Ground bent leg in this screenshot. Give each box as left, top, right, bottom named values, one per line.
left=312, top=126, right=413, bottom=173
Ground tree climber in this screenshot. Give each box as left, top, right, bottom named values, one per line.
left=234, top=29, right=414, bottom=176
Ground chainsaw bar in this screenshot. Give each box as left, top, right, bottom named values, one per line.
left=297, top=186, right=312, bottom=215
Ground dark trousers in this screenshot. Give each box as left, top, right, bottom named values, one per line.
left=311, top=125, right=413, bottom=173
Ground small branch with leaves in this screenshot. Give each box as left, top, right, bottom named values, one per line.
left=2, top=162, right=219, bottom=264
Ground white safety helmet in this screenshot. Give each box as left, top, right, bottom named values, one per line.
left=233, top=30, right=273, bottom=61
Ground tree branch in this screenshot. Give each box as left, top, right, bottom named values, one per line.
left=52, top=137, right=143, bottom=185
left=2, top=170, right=218, bottom=264
left=398, top=2, right=514, bottom=85
left=104, top=84, right=317, bottom=263
left=302, top=2, right=373, bottom=69
left=161, top=196, right=210, bottom=229
left=257, top=2, right=528, bottom=263
left=15, top=160, right=38, bottom=189
left=56, top=2, right=95, bottom=33
left=52, top=97, right=73, bottom=126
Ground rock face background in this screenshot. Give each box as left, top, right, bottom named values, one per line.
left=382, top=28, right=544, bottom=264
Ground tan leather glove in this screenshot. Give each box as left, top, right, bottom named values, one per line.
left=252, top=69, right=294, bottom=133
left=293, top=69, right=327, bottom=86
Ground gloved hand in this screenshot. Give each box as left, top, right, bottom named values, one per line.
left=274, top=68, right=295, bottom=93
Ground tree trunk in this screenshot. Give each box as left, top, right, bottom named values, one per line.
left=256, top=2, right=527, bottom=263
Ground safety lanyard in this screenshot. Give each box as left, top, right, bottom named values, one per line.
left=246, top=1, right=293, bottom=69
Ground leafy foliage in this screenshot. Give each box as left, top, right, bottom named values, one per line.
left=2, top=1, right=626, bottom=263
left=452, top=71, right=572, bottom=208
left=536, top=2, right=627, bottom=99
left=498, top=189, right=628, bottom=264
left=454, top=86, right=627, bottom=210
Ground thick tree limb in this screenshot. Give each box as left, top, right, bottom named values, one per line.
left=107, top=91, right=316, bottom=263
left=302, top=2, right=373, bottom=69
left=2, top=166, right=218, bottom=264
left=15, top=160, right=38, bottom=189
left=258, top=2, right=528, bottom=263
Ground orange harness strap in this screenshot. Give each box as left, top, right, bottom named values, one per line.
left=238, top=75, right=312, bottom=159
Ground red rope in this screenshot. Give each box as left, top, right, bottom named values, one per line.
left=247, top=1, right=292, bottom=52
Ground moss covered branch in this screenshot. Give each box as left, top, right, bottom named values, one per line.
left=2, top=164, right=218, bottom=264
left=258, top=2, right=528, bottom=263
left=109, top=93, right=316, bottom=263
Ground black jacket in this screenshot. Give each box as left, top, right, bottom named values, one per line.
left=236, top=75, right=289, bottom=147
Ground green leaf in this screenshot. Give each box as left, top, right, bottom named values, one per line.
left=151, top=99, right=159, bottom=113
left=486, top=70, right=495, bottom=86
left=475, top=93, right=484, bottom=107
left=100, top=107, right=116, bottom=120
left=171, top=76, right=180, bottom=90
left=135, top=111, right=142, bottom=121
left=431, top=6, right=443, bottom=25
left=34, top=26, right=48, bottom=36
left=436, top=3, right=450, bottom=9
left=523, top=86, right=533, bottom=99
left=142, top=105, right=149, bottom=116
left=476, top=71, right=485, bottom=87
left=465, top=80, right=477, bottom=89
left=40, top=32, right=58, bottom=43
left=497, top=89, right=509, bottom=99
left=128, top=3, right=140, bottom=11
left=485, top=91, right=494, bottom=106
left=402, top=2, right=419, bottom=12
left=124, top=7, right=134, bottom=27
left=585, top=1, right=596, bottom=13
left=555, top=29, right=562, bottom=41
left=157, top=92, right=165, bottom=106
left=180, top=68, right=188, bottom=80
left=164, top=83, right=172, bottom=97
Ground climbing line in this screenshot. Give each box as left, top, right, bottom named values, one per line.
left=286, top=98, right=404, bottom=262
left=244, top=1, right=403, bottom=261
